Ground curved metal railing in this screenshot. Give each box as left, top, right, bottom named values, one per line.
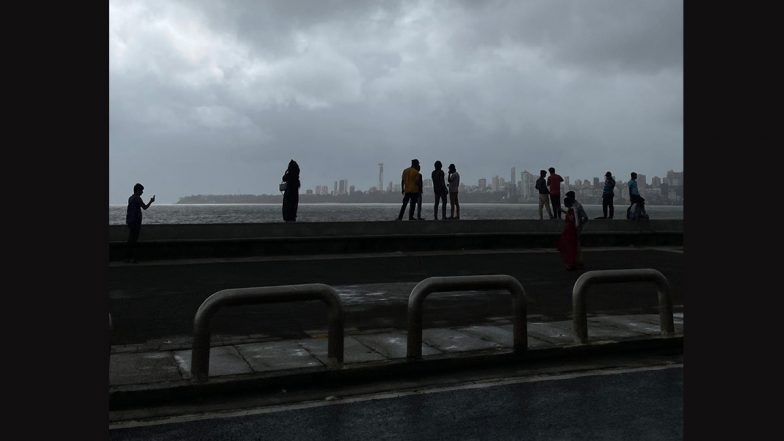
left=407, top=275, right=529, bottom=359
left=191, top=283, right=345, bottom=382
left=572, top=268, right=674, bottom=344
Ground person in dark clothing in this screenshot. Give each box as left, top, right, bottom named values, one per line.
left=447, top=163, right=460, bottom=219
left=547, top=167, right=564, bottom=219
left=535, top=169, right=554, bottom=220
left=414, top=163, right=424, bottom=220
left=597, top=171, right=616, bottom=219
left=282, top=160, right=301, bottom=222
left=125, top=183, right=155, bottom=263
left=431, top=161, right=448, bottom=220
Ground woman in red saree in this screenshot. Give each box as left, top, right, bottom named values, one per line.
left=557, top=197, right=582, bottom=270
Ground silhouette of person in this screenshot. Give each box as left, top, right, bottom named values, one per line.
left=397, top=159, right=420, bottom=220
left=282, top=160, right=300, bottom=222
left=447, top=163, right=460, bottom=219
left=414, top=163, right=424, bottom=220
left=431, top=161, right=448, bottom=220
left=547, top=167, right=564, bottom=219
left=535, top=169, right=554, bottom=220
left=125, top=183, right=155, bottom=263
left=598, top=171, right=616, bottom=219
left=626, top=172, right=648, bottom=220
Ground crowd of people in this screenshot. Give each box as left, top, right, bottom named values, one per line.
left=396, top=159, right=461, bottom=221
left=124, top=161, right=649, bottom=270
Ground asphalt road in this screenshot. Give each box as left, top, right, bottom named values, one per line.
left=109, top=365, right=683, bottom=441
left=109, top=247, right=683, bottom=345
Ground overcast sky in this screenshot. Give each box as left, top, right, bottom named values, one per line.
left=110, top=0, right=682, bottom=204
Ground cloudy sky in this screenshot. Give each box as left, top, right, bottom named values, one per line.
left=109, top=0, right=682, bottom=204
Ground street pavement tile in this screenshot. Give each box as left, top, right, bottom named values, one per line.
left=236, top=341, right=323, bottom=372
left=527, top=321, right=577, bottom=345
left=298, top=336, right=386, bottom=364
left=422, top=328, right=501, bottom=353
left=110, top=352, right=182, bottom=386
left=457, top=324, right=552, bottom=349
left=174, top=346, right=253, bottom=379
left=632, top=314, right=684, bottom=334
left=353, top=332, right=441, bottom=359
left=589, top=315, right=668, bottom=336
left=543, top=319, right=646, bottom=342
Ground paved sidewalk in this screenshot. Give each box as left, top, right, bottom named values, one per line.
left=110, top=312, right=683, bottom=410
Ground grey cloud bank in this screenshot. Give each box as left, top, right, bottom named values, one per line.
left=110, top=0, right=682, bottom=204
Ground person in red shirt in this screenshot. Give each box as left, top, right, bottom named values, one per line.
left=547, top=167, right=564, bottom=219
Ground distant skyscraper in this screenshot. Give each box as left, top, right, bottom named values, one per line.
left=652, top=176, right=662, bottom=187
left=479, top=178, right=487, bottom=190
left=637, top=174, right=647, bottom=187
left=510, top=167, right=516, bottom=193
left=338, top=179, right=348, bottom=195
left=378, top=163, right=384, bottom=193
left=492, top=175, right=500, bottom=191
left=334, top=181, right=338, bottom=195
left=593, top=177, right=600, bottom=188
left=349, top=185, right=355, bottom=194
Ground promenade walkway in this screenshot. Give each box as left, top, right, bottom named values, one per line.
left=110, top=311, right=683, bottom=421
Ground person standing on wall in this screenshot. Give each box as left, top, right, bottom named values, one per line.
left=447, top=163, right=460, bottom=219
left=431, top=161, right=448, bottom=220
left=414, top=163, right=425, bottom=220
left=397, top=159, right=420, bottom=221
left=125, top=183, right=155, bottom=263
left=535, top=169, right=554, bottom=220
left=547, top=167, right=564, bottom=219
left=597, top=171, right=616, bottom=219
left=282, top=159, right=300, bottom=222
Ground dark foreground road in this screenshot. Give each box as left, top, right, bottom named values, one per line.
left=109, top=247, right=683, bottom=345
left=110, top=364, right=683, bottom=441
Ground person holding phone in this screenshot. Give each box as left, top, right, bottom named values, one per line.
left=125, top=183, right=155, bottom=263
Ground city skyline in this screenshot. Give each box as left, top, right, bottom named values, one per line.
left=291, top=164, right=683, bottom=196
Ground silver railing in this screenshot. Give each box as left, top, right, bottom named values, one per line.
left=572, top=269, right=674, bottom=344
left=407, top=275, right=529, bottom=359
left=191, top=283, right=345, bottom=382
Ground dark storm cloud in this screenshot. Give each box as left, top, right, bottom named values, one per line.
left=110, top=0, right=682, bottom=203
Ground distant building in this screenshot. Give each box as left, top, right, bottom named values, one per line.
left=349, top=185, right=355, bottom=194
left=510, top=167, right=516, bottom=193
left=478, top=178, right=487, bottom=190
left=338, top=179, right=348, bottom=195
left=666, top=170, right=683, bottom=187
left=652, top=176, right=662, bottom=187
left=521, top=171, right=536, bottom=200
left=637, top=174, right=647, bottom=188
left=423, top=179, right=433, bottom=193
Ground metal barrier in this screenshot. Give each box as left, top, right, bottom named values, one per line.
left=572, top=268, right=674, bottom=344
left=407, top=275, right=529, bottom=359
left=191, top=283, right=345, bottom=382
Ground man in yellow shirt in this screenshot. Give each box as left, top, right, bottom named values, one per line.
left=397, top=159, right=420, bottom=220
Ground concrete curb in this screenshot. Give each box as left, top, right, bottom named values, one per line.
left=109, top=335, right=682, bottom=410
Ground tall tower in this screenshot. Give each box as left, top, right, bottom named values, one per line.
left=378, top=163, right=384, bottom=192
